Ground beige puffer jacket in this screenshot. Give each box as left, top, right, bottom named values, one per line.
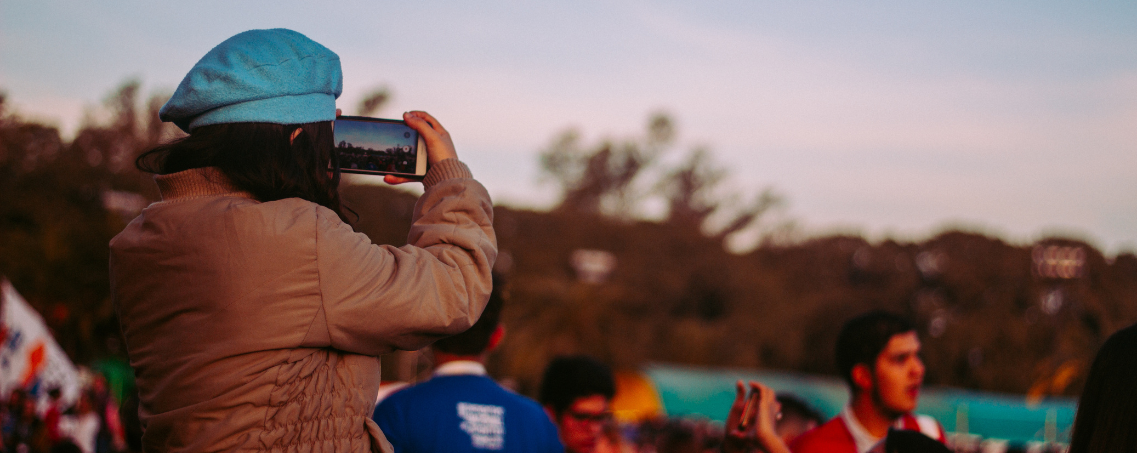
left=110, top=159, right=496, bottom=452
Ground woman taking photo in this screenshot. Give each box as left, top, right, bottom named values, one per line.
left=110, top=29, right=495, bottom=452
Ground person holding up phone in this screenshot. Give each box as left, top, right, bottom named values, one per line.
left=110, top=28, right=495, bottom=453
left=724, top=381, right=792, bottom=453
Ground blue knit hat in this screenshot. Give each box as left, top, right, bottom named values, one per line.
left=159, top=28, right=342, bottom=133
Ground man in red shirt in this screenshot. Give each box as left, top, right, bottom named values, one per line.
left=790, top=311, right=946, bottom=453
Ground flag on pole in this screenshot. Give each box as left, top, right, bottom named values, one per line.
left=0, top=278, right=81, bottom=405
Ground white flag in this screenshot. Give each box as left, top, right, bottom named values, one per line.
left=0, top=278, right=81, bottom=406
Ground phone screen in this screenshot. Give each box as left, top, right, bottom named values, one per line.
left=333, top=117, right=422, bottom=176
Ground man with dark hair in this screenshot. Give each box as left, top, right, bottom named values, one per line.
left=790, top=311, right=945, bottom=453
left=372, top=275, right=563, bottom=452
left=538, top=356, right=616, bottom=453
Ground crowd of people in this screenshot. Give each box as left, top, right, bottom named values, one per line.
left=367, top=284, right=1094, bottom=453
left=0, top=376, right=125, bottom=453
left=2, top=304, right=1104, bottom=453
left=362, top=266, right=1059, bottom=453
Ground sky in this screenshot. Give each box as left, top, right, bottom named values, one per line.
left=2, top=1, right=1135, bottom=254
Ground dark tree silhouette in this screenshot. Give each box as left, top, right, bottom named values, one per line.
left=539, top=113, right=673, bottom=217
left=357, top=86, right=391, bottom=117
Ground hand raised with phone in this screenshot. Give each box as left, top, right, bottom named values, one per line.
left=385, top=111, right=457, bottom=185
left=724, top=380, right=791, bottom=453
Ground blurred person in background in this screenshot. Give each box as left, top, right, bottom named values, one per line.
left=773, top=395, right=821, bottom=446
left=43, top=388, right=64, bottom=447
left=539, top=356, right=617, bottom=453
left=59, top=393, right=99, bottom=453
left=1067, top=322, right=1137, bottom=453
left=655, top=420, right=698, bottom=453
left=881, top=428, right=949, bottom=453
left=6, top=390, right=45, bottom=452
left=3, top=389, right=27, bottom=446
left=722, top=381, right=790, bottom=453
left=790, top=311, right=944, bottom=453
left=645, top=418, right=726, bottom=453
left=110, top=28, right=496, bottom=452
left=88, top=376, right=125, bottom=453
left=372, top=273, right=562, bottom=452
left=595, top=421, right=636, bottom=453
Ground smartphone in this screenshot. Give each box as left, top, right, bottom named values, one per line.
left=738, top=390, right=760, bottom=429
left=333, top=116, right=428, bottom=178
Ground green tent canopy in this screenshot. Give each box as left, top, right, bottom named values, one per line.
left=642, top=363, right=1076, bottom=444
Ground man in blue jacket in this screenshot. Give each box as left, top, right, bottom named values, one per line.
left=372, top=274, right=564, bottom=452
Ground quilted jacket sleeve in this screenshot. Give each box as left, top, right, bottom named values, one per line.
left=312, top=158, right=497, bottom=355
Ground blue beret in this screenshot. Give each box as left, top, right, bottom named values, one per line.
left=159, top=28, right=343, bottom=133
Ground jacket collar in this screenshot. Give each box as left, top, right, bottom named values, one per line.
left=155, top=167, right=254, bottom=201
left=432, top=360, right=487, bottom=377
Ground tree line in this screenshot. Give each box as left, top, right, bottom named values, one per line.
left=2, top=81, right=1135, bottom=401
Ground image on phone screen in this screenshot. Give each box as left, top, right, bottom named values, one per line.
left=334, top=117, right=423, bottom=176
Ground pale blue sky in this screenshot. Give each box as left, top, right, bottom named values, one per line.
left=2, top=1, right=1135, bottom=253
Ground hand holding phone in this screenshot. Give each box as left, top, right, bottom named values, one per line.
left=334, top=115, right=428, bottom=179
left=723, top=380, right=790, bottom=453
left=332, top=110, right=461, bottom=186
left=403, top=111, right=457, bottom=163
left=386, top=111, right=458, bottom=185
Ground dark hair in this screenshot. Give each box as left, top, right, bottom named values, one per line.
left=835, top=310, right=915, bottom=389
left=432, top=273, right=506, bottom=355
left=884, top=428, right=951, bottom=453
left=538, top=355, right=615, bottom=414
left=776, top=394, right=823, bottom=425
left=50, top=441, right=84, bottom=453
left=1068, top=323, right=1137, bottom=453
left=135, top=121, right=350, bottom=224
